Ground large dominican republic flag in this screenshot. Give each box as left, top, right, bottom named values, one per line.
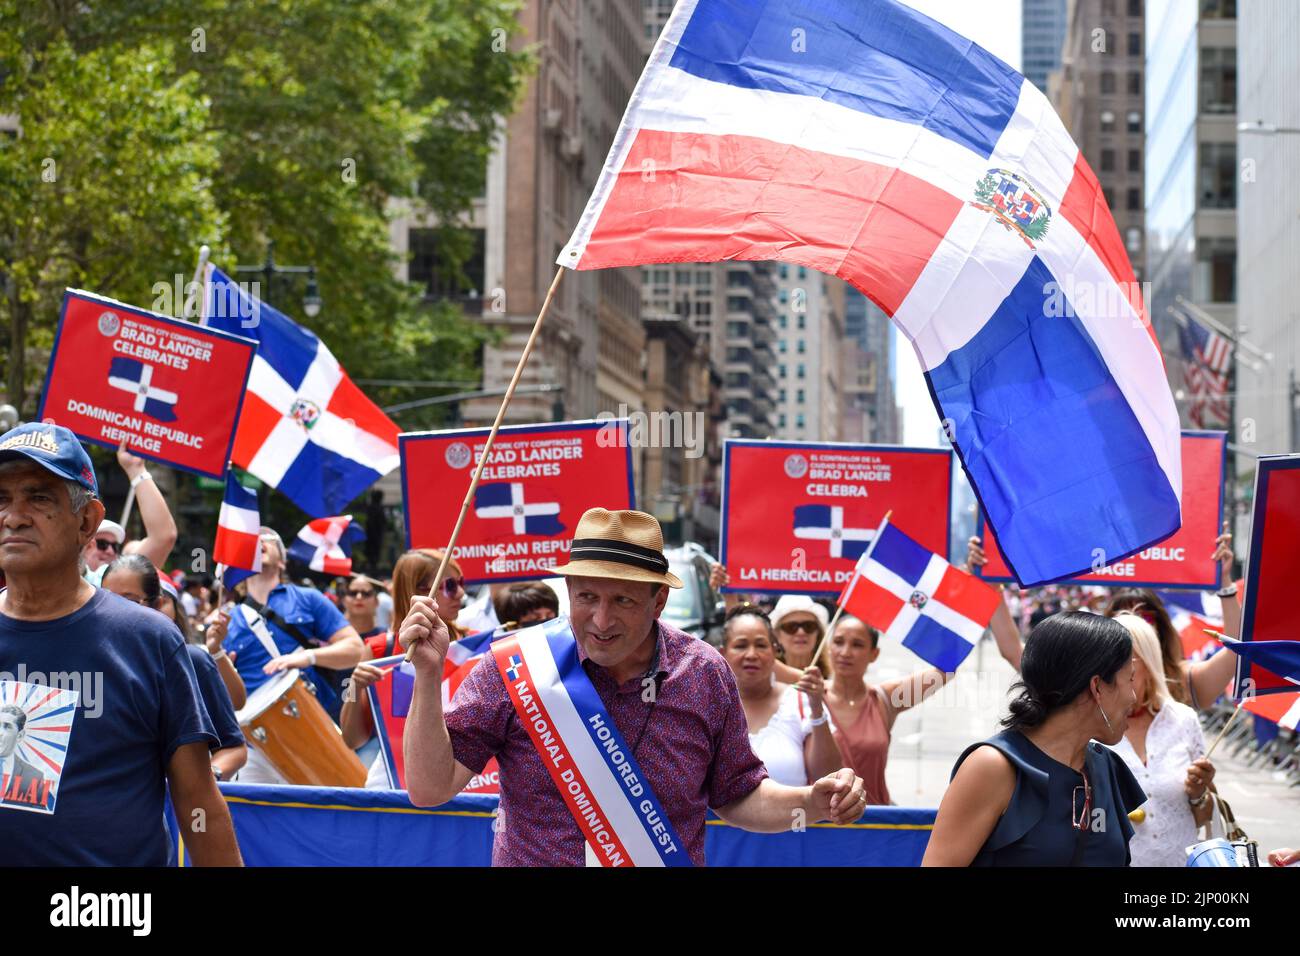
left=200, top=263, right=400, bottom=516
left=562, top=0, right=1182, bottom=586
left=841, top=519, right=1002, bottom=672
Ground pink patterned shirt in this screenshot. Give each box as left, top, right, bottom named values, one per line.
left=444, top=619, right=768, bottom=866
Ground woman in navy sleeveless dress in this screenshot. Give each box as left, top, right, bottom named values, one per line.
left=923, top=612, right=1147, bottom=866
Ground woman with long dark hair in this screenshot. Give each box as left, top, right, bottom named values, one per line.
left=923, top=612, right=1147, bottom=866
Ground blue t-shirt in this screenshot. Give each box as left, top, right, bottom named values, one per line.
left=0, top=588, right=218, bottom=865
left=223, top=584, right=349, bottom=710
left=186, top=644, right=244, bottom=751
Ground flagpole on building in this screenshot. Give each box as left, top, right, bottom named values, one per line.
left=809, top=510, right=893, bottom=671
left=406, top=267, right=567, bottom=661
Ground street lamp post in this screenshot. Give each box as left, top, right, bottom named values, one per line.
left=234, top=240, right=322, bottom=317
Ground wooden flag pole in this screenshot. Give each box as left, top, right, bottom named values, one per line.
left=1198, top=628, right=1246, bottom=760
left=1205, top=702, right=1243, bottom=760
left=405, top=267, right=567, bottom=661
left=807, top=509, right=892, bottom=672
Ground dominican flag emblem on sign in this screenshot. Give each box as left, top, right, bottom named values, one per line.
left=106, top=357, right=178, bottom=422
left=793, top=505, right=874, bottom=560
left=840, top=519, right=1001, bottom=673
left=475, top=482, right=564, bottom=536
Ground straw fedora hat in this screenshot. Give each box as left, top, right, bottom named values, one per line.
left=549, top=508, right=683, bottom=589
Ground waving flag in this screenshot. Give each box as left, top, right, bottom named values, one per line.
left=368, top=628, right=501, bottom=791
left=792, top=505, right=875, bottom=561
left=288, top=515, right=365, bottom=575
left=841, top=518, right=1001, bottom=672
left=1220, top=639, right=1300, bottom=692
left=1177, top=316, right=1232, bottom=428
left=200, top=263, right=400, bottom=516
left=107, top=357, right=179, bottom=422
left=562, top=0, right=1182, bottom=586
left=474, top=482, right=565, bottom=536
left=213, top=472, right=262, bottom=588
left=1243, top=692, right=1300, bottom=731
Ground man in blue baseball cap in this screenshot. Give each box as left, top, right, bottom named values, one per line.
left=0, top=422, right=241, bottom=865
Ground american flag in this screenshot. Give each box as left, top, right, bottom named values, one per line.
left=1177, top=316, right=1232, bottom=428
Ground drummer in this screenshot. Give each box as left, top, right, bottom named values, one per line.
left=222, top=527, right=364, bottom=784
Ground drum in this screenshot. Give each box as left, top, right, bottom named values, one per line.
left=235, top=670, right=367, bottom=787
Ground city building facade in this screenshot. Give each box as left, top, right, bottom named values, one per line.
left=1145, top=0, right=1237, bottom=438
left=1023, top=0, right=1070, bottom=93
left=1236, top=0, right=1300, bottom=458
left=1050, top=0, right=1148, bottom=281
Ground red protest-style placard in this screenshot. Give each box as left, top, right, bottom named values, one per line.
left=1238, top=454, right=1300, bottom=697
left=720, top=440, right=952, bottom=598
left=37, top=290, right=257, bottom=479
left=400, top=419, right=635, bottom=584
left=974, top=431, right=1226, bottom=590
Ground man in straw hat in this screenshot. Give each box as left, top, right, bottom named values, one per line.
left=400, top=507, right=866, bottom=866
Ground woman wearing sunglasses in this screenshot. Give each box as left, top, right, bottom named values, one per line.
left=1104, top=560, right=1239, bottom=712
left=342, top=575, right=387, bottom=642
left=924, top=612, right=1146, bottom=866
left=770, top=595, right=830, bottom=679
left=339, top=549, right=469, bottom=785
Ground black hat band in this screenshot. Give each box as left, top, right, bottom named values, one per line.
left=569, top=537, right=669, bottom=574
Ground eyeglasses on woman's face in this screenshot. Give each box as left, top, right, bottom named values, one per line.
left=94, top=538, right=121, bottom=554
left=345, top=588, right=376, bottom=600
left=418, top=576, right=464, bottom=599
left=779, top=619, right=820, bottom=635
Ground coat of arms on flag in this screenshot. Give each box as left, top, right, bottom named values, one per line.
left=107, top=357, right=179, bottom=422
left=474, top=482, right=564, bottom=536
left=840, top=517, right=1001, bottom=672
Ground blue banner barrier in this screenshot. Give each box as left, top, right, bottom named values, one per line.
left=172, top=784, right=934, bottom=866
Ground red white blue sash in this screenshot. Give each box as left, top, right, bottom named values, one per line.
left=491, top=617, right=690, bottom=867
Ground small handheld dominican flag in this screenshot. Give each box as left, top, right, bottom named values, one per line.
left=287, top=515, right=365, bottom=575
left=474, top=482, right=565, bottom=536
left=213, top=472, right=262, bottom=589
left=840, top=517, right=1001, bottom=672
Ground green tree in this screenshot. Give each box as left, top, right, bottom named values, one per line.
left=2, top=0, right=531, bottom=419
left=0, top=36, right=224, bottom=414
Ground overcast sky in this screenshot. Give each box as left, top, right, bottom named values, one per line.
left=892, top=0, right=1022, bottom=446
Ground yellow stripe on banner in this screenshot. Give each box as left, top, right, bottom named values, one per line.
left=176, top=833, right=185, bottom=868
left=704, top=819, right=933, bottom=832
left=222, top=795, right=497, bottom=819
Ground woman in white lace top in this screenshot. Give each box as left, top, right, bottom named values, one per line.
left=1107, top=613, right=1217, bottom=866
